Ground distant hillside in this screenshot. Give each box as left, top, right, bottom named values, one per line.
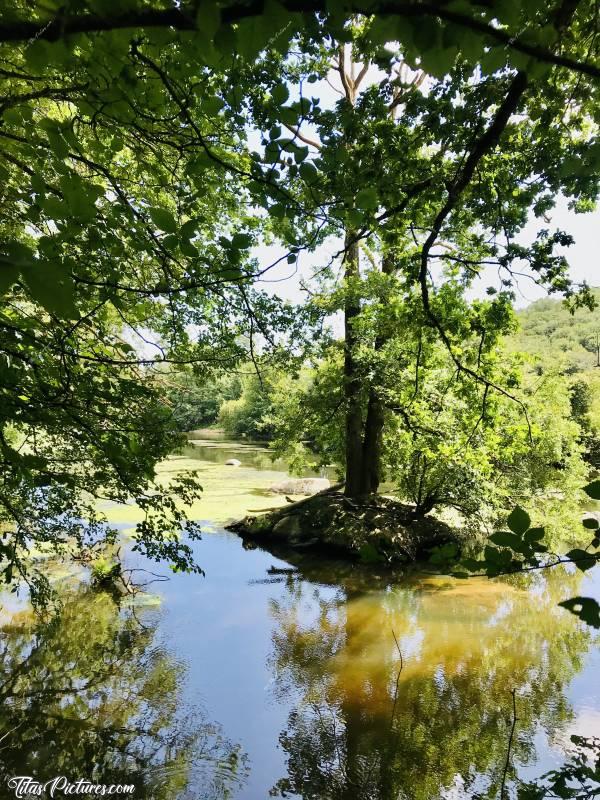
left=510, top=288, right=600, bottom=371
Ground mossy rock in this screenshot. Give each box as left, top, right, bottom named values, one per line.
left=226, top=491, right=460, bottom=565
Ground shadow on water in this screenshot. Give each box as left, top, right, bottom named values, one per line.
left=0, top=591, right=248, bottom=800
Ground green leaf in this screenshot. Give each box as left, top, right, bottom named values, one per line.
left=524, top=527, right=545, bottom=543
left=355, top=187, right=378, bottom=211
left=180, top=219, right=198, bottom=240
left=203, top=95, right=225, bottom=115
left=299, top=162, right=318, bottom=184
left=564, top=549, right=597, bottom=572
left=231, top=233, right=253, bottom=249
left=583, top=480, right=600, bottom=500
left=346, top=209, right=364, bottom=228
left=196, top=1, right=221, bottom=39
left=506, top=506, right=531, bottom=536
left=582, top=517, right=599, bottom=530
left=272, top=83, right=290, bottom=105
left=489, top=530, right=526, bottom=552
left=162, top=234, right=179, bottom=251
left=46, top=128, right=69, bottom=159
left=269, top=203, right=286, bottom=219
left=149, top=207, right=177, bottom=233
left=484, top=545, right=502, bottom=564
left=181, top=241, right=198, bottom=258
left=558, top=596, right=600, bottom=628
left=21, top=259, right=77, bottom=319
left=279, top=106, right=299, bottom=126
left=420, top=45, right=458, bottom=79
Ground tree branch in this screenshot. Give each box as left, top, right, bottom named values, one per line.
left=0, top=3, right=598, bottom=80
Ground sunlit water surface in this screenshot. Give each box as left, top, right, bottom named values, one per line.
left=0, top=438, right=598, bottom=800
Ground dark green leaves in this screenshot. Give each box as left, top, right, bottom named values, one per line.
left=0, top=241, right=34, bottom=293
left=149, top=207, right=177, bottom=233
left=558, top=597, right=600, bottom=628
left=564, top=548, right=597, bottom=571
left=20, top=259, right=78, bottom=319
left=584, top=480, right=600, bottom=500
left=507, top=506, right=531, bottom=535
left=272, top=83, right=289, bottom=105
left=355, top=187, right=378, bottom=211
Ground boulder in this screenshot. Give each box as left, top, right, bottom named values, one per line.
left=269, top=477, right=330, bottom=496
left=225, top=458, right=242, bottom=466
left=272, top=515, right=302, bottom=540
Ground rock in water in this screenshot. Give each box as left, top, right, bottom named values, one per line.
left=225, top=458, right=242, bottom=466
left=272, top=515, right=302, bottom=540
left=227, top=491, right=461, bottom=565
left=269, top=477, right=330, bottom=496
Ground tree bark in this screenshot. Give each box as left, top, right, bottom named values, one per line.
left=358, top=254, right=394, bottom=494
left=343, top=234, right=367, bottom=497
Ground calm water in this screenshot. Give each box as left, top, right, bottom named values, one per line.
left=0, top=440, right=598, bottom=799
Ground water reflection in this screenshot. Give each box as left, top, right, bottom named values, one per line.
left=0, top=591, right=248, bottom=799
left=182, top=440, right=291, bottom=472
left=267, top=570, right=592, bottom=800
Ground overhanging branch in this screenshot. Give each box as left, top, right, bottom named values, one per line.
left=0, top=2, right=598, bottom=80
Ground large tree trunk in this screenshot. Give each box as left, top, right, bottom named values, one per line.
left=343, top=234, right=368, bottom=497
left=343, top=247, right=390, bottom=497
left=354, top=254, right=394, bottom=495
left=339, top=44, right=389, bottom=499
left=360, top=390, right=384, bottom=494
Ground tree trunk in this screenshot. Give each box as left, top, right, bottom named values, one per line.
left=360, top=390, right=384, bottom=494
left=343, top=234, right=367, bottom=497
left=339, top=45, right=389, bottom=499
left=356, top=254, right=394, bottom=495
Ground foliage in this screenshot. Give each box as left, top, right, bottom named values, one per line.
left=510, top=292, right=600, bottom=466
left=2, top=0, right=600, bottom=590
left=232, top=6, right=600, bottom=496
left=269, top=337, right=587, bottom=533
left=510, top=290, right=600, bottom=374
left=518, top=736, right=600, bottom=799
left=456, top=479, right=600, bottom=627
left=162, top=370, right=242, bottom=432
left=0, top=5, right=309, bottom=599
left=218, top=369, right=303, bottom=441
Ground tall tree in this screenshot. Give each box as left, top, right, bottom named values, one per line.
left=238, top=6, right=599, bottom=497
left=1, top=0, right=600, bottom=591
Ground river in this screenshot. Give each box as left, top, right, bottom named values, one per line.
left=0, top=437, right=598, bottom=799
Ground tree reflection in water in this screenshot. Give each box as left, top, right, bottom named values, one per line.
left=0, top=591, right=247, bottom=799
left=267, top=570, right=592, bottom=800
